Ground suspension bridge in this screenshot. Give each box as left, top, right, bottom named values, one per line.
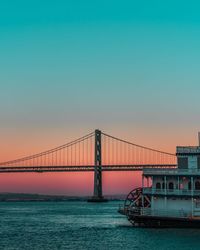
left=0, top=129, right=177, bottom=201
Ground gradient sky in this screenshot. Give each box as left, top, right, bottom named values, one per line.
left=1, top=0, right=200, bottom=195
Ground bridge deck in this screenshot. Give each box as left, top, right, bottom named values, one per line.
left=0, top=164, right=177, bottom=173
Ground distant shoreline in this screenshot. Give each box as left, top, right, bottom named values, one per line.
left=0, top=193, right=126, bottom=202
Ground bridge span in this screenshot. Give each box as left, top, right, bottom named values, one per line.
left=0, top=129, right=177, bottom=201
left=0, top=164, right=176, bottom=173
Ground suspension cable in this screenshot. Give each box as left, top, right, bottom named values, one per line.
left=102, top=132, right=175, bottom=156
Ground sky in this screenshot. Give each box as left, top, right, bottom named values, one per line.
left=1, top=0, right=200, bottom=195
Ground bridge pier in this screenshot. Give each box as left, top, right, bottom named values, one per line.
left=88, top=129, right=107, bottom=202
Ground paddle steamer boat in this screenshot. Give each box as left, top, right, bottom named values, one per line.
left=119, top=136, right=200, bottom=227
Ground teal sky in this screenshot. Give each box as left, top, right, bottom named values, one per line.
left=1, top=0, right=200, bottom=156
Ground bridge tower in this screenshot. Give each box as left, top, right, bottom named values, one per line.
left=88, top=129, right=107, bottom=202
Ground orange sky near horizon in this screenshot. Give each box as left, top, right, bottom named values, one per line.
left=0, top=171, right=142, bottom=196
left=1, top=125, right=198, bottom=161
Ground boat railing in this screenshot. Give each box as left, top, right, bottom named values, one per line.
left=143, top=187, right=200, bottom=196
left=143, top=168, right=200, bottom=175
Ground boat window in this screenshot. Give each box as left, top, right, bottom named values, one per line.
left=178, top=157, right=188, bottom=169
left=156, top=182, right=161, bottom=189
left=195, top=181, right=200, bottom=190
left=168, top=182, right=174, bottom=190
left=188, top=181, right=191, bottom=190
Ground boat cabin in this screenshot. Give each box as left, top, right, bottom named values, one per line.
left=142, top=146, right=200, bottom=217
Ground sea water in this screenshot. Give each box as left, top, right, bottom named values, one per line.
left=0, top=201, right=199, bottom=250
